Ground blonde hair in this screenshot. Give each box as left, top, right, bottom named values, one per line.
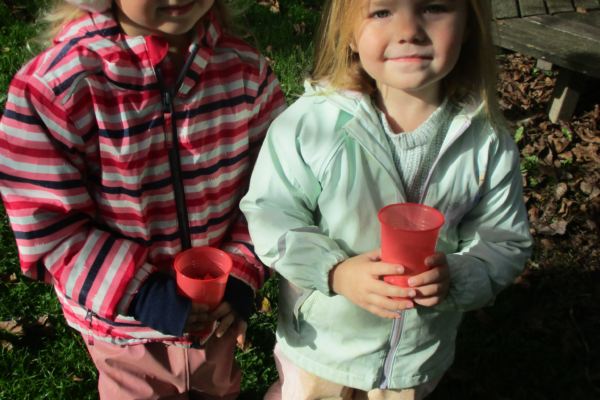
left=312, top=0, right=503, bottom=125
left=36, top=0, right=238, bottom=49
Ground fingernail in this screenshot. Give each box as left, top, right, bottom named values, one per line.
left=405, top=302, right=414, bottom=309
left=397, top=267, right=404, bottom=273
left=408, top=290, right=416, bottom=298
left=217, top=332, right=222, bottom=338
left=408, top=278, right=416, bottom=286
left=395, top=314, right=402, bottom=319
left=414, top=299, right=422, bottom=304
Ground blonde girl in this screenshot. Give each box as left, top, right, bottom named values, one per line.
left=0, top=0, right=285, bottom=398
left=241, top=0, right=532, bottom=398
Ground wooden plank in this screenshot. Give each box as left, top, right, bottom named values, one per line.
left=555, top=9, right=600, bottom=27
left=526, top=14, right=600, bottom=41
left=492, top=0, right=520, bottom=18
left=545, top=0, right=574, bottom=13
left=519, top=0, right=548, bottom=15
left=574, top=0, right=600, bottom=10
left=491, top=17, right=600, bottom=78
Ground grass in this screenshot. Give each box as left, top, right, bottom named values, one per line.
left=1, top=0, right=600, bottom=399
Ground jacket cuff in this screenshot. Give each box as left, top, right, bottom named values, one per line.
left=116, top=262, right=156, bottom=317
left=222, top=275, right=255, bottom=323
left=314, top=250, right=348, bottom=297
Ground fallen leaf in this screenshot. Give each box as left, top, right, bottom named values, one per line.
left=541, top=238, right=555, bottom=250
left=1, top=340, right=13, bottom=352
left=0, top=320, right=24, bottom=336
left=236, top=339, right=252, bottom=353
left=71, top=375, right=83, bottom=382
left=549, top=219, right=568, bottom=235
left=555, top=182, right=568, bottom=200
left=576, top=6, right=588, bottom=13
left=513, top=276, right=531, bottom=288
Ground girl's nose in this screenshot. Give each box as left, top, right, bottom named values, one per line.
left=394, top=14, right=426, bottom=43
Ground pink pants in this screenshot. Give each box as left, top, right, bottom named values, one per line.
left=85, top=329, right=240, bottom=400
left=264, top=344, right=441, bottom=400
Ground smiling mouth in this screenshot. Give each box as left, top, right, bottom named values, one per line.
left=159, top=2, right=195, bottom=16
left=389, top=55, right=433, bottom=62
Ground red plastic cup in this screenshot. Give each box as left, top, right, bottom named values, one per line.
left=378, top=203, right=445, bottom=301
left=174, top=247, right=232, bottom=337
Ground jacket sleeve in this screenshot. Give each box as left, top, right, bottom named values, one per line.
left=240, top=109, right=349, bottom=296
left=0, top=68, right=154, bottom=321
left=219, top=57, right=287, bottom=320
left=435, top=127, right=533, bottom=312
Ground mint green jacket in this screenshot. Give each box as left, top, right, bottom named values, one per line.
left=240, top=82, right=532, bottom=390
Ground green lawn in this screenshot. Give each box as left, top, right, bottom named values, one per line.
left=1, top=1, right=599, bottom=399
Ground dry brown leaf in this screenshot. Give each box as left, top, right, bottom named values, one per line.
left=71, top=375, right=83, bottom=382
left=0, top=320, right=24, bottom=336
left=555, top=182, right=568, bottom=200
left=1, top=340, right=13, bottom=352
left=549, top=219, right=568, bottom=235
left=236, top=339, right=252, bottom=353
left=581, top=181, right=593, bottom=195
left=576, top=6, right=588, bottom=13
left=513, top=276, right=531, bottom=289
left=541, top=238, right=555, bottom=250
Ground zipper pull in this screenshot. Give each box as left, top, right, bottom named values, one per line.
left=162, top=92, right=174, bottom=149
left=85, top=310, right=94, bottom=346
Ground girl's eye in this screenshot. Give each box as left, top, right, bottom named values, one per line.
left=371, top=10, right=391, bottom=19
left=424, top=4, right=445, bottom=13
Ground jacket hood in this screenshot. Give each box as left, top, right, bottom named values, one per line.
left=52, top=9, right=221, bottom=68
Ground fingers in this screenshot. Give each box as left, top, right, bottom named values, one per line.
left=190, top=303, right=210, bottom=314
left=208, top=301, right=233, bottom=321
left=407, top=264, right=450, bottom=287
left=425, top=252, right=447, bottom=267
left=215, top=312, right=235, bottom=338
left=235, top=319, right=248, bottom=345
left=369, top=262, right=405, bottom=277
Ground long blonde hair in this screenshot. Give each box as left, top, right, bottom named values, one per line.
left=312, top=0, right=503, bottom=125
left=36, top=0, right=238, bottom=49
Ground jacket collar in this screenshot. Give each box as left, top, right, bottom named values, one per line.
left=304, top=81, right=486, bottom=202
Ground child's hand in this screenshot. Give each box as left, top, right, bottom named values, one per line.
left=330, top=249, right=415, bottom=319
left=184, top=303, right=210, bottom=333
left=208, top=302, right=248, bottom=345
left=407, top=252, right=451, bottom=307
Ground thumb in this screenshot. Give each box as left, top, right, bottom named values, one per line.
left=364, top=248, right=382, bottom=261
left=236, top=319, right=248, bottom=345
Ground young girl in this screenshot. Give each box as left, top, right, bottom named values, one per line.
left=0, top=0, right=285, bottom=398
left=241, top=0, right=532, bottom=398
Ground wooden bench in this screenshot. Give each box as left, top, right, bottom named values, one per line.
left=491, top=0, right=600, bottom=122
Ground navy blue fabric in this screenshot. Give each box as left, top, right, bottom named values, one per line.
left=222, top=276, right=254, bottom=323
left=129, top=272, right=191, bottom=337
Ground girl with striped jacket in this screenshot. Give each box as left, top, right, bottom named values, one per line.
left=0, top=0, right=285, bottom=398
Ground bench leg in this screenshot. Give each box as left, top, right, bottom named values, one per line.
left=536, top=59, right=553, bottom=71
left=547, top=68, right=584, bottom=123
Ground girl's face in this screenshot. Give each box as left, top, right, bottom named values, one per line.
left=114, top=0, right=214, bottom=38
left=352, top=0, right=468, bottom=99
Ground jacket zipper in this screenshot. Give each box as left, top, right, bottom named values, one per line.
left=380, top=309, right=405, bottom=389
left=378, top=119, right=472, bottom=389
left=155, top=44, right=200, bottom=252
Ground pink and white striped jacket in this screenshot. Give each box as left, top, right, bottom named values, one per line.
left=0, top=10, right=285, bottom=345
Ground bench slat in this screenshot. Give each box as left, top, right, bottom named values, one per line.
left=492, top=16, right=600, bottom=78
left=493, top=0, right=520, bottom=18
left=526, top=14, right=600, bottom=40
left=574, top=0, right=600, bottom=10
left=555, top=9, right=600, bottom=27
left=545, top=0, right=575, bottom=13
left=519, top=0, right=548, bottom=15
